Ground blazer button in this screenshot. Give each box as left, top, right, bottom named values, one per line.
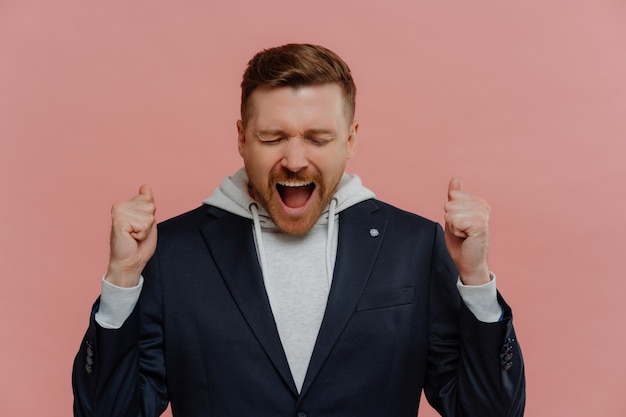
left=503, top=352, right=513, bottom=362
left=85, top=363, right=93, bottom=374
left=297, top=412, right=307, bottom=417
left=503, top=361, right=513, bottom=371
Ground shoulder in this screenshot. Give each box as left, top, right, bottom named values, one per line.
left=341, top=199, right=442, bottom=246
left=349, top=198, right=439, bottom=229
left=157, top=205, right=226, bottom=235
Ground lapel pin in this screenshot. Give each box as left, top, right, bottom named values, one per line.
left=369, top=228, right=379, bottom=237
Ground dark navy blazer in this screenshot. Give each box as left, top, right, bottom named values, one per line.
left=73, top=199, right=525, bottom=417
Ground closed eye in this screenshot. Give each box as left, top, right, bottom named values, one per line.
left=254, top=132, right=286, bottom=144
left=262, top=137, right=285, bottom=144
left=306, top=136, right=334, bottom=146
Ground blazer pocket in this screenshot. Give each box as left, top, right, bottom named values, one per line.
left=356, top=287, right=416, bottom=312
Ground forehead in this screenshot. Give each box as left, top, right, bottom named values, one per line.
left=246, top=84, right=351, bottom=126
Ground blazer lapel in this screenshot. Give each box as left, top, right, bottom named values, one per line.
left=199, top=209, right=298, bottom=395
left=299, top=200, right=386, bottom=399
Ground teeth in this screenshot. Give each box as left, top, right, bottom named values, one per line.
left=277, top=181, right=312, bottom=187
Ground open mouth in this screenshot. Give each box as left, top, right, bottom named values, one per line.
left=276, top=180, right=316, bottom=209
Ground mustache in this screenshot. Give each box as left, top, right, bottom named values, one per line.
left=270, top=169, right=319, bottom=184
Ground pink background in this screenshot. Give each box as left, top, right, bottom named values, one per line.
left=1, top=1, right=625, bottom=415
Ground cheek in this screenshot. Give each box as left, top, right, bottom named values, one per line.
left=244, top=151, right=279, bottom=184
left=317, top=150, right=349, bottom=175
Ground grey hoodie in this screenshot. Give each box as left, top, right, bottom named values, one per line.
left=204, top=168, right=375, bottom=391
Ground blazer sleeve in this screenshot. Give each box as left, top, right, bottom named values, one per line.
left=423, top=224, right=526, bottom=417
left=72, top=255, right=168, bottom=417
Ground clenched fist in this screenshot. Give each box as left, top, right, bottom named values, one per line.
left=106, top=184, right=157, bottom=288
left=444, top=178, right=491, bottom=286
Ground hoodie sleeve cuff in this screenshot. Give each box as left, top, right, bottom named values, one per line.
left=95, top=275, right=144, bottom=329
left=456, top=272, right=503, bottom=323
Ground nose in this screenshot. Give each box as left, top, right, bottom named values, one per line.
left=280, top=138, right=309, bottom=172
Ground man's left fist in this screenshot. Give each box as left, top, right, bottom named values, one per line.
left=444, top=178, right=491, bottom=286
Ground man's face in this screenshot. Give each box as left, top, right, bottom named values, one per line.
left=238, top=83, right=357, bottom=235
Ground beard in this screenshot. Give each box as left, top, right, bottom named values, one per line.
left=248, top=167, right=340, bottom=235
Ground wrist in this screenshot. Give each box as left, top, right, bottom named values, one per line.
left=106, top=264, right=142, bottom=288
left=459, top=265, right=491, bottom=286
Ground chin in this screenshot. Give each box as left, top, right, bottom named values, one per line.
left=274, top=216, right=318, bottom=236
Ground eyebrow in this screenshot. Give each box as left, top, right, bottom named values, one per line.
left=254, top=129, right=286, bottom=138
left=304, top=128, right=336, bottom=136
left=254, top=128, right=337, bottom=138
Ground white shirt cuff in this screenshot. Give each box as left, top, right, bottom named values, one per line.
left=456, top=272, right=502, bottom=323
left=95, top=275, right=144, bottom=329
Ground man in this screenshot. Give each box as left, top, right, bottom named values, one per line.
left=73, top=43, right=525, bottom=417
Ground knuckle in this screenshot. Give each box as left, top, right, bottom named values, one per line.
left=111, top=202, right=122, bottom=214
left=444, top=201, right=456, bottom=212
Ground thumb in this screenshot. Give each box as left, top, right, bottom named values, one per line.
left=138, top=184, right=154, bottom=201
left=448, top=177, right=463, bottom=199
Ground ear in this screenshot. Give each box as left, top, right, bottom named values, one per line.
left=346, top=120, right=358, bottom=159
left=237, top=120, right=246, bottom=157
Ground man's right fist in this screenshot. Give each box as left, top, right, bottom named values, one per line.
left=106, top=184, right=157, bottom=288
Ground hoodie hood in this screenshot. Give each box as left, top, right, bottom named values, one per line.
left=203, top=167, right=375, bottom=229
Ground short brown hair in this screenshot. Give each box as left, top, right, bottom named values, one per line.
left=240, top=43, right=356, bottom=125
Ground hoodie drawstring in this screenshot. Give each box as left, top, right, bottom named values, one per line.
left=249, top=203, right=268, bottom=279
left=325, top=198, right=338, bottom=289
